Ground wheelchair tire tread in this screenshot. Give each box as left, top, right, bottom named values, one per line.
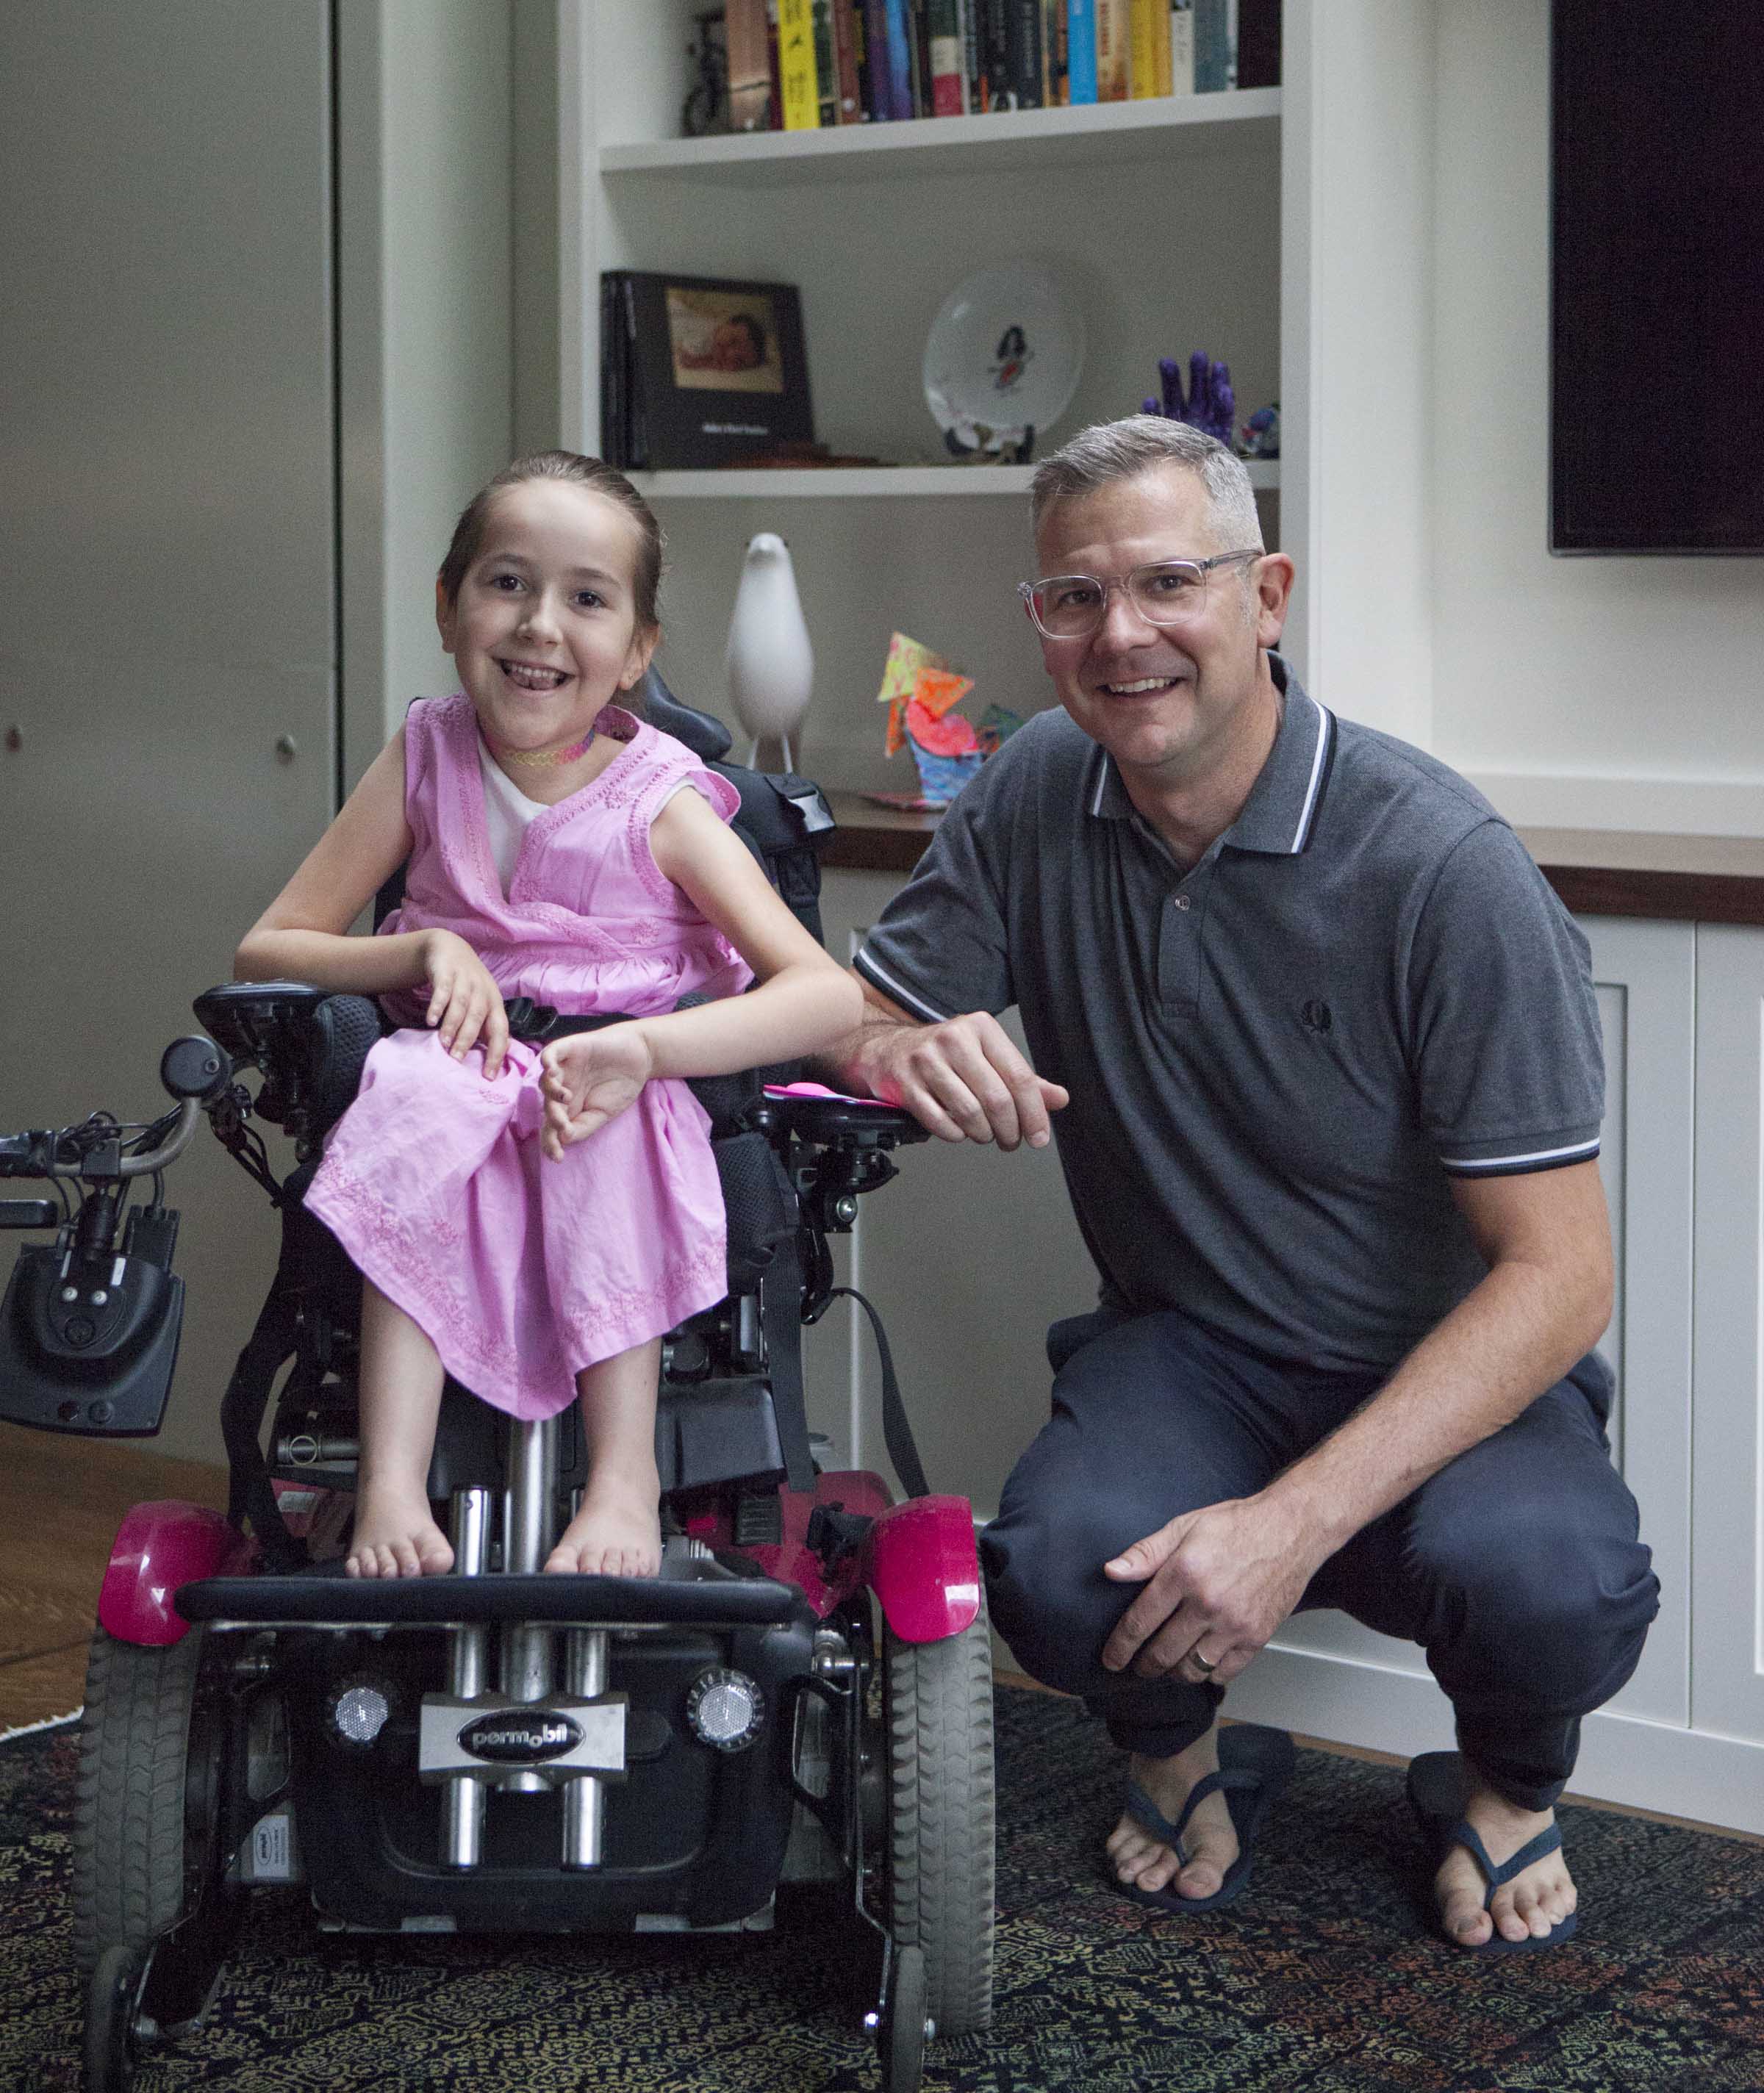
left=885, top=1590, right=997, bottom=2037
left=71, top=1627, right=204, bottom=1974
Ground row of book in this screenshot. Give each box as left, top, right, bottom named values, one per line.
left=723, top=1, right=1280, bottom=134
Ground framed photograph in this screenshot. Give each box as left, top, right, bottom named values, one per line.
left=603, top=271, right=814, bottom=470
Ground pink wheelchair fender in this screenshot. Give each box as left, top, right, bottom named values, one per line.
left=863, top=1494, right=982, bottom=1644
left=98, top=1500, right=252, bottom=1647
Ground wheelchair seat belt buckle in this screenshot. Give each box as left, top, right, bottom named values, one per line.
left=501, top=997, right=561, bottom=1044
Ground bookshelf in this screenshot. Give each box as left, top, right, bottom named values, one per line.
left=630, top=462, right=1279, bottom=500
left=559, top=0, right=1437, bottom=793
left=599, top=84, right=1280, bottom=182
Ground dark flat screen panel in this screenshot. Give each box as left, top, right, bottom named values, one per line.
left=1551, top=1, right=1764, bottom=553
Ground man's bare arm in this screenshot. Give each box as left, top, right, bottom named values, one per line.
left=820, top=972, right=1069, bottom=1149
left=1099, top=1158, right=1614, bottom=1682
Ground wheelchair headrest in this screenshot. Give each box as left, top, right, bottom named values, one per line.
left=633, top=666, right=733, bottom=762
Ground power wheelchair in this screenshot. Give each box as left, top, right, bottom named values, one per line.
left=0, top=681, right=995, bottom=2093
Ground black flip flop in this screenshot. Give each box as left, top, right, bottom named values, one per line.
left=1116, top=1723, right=1296, bottom=1914
left=1406, top=1750, right=1578, bottom=1953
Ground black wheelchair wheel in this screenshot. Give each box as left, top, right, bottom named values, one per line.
left=878, top=1942, right=927, bottom=2093
left=82, top=1942, right=148, bottom=2092
left=71, top=1615, right=237, bottom=1992
left=882, top=1588, right=997, bottom=2038
left=74, top=1623, right=242, bottom=2071
left=74, top=1626, right=210, bottom=1970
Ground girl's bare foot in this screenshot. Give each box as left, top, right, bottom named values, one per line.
left=545, top=1476, right=662, bottom=1578
left=1104, top=1723, right=1240, bottom=1902
left=344, top=1477, right=454, bottom=1579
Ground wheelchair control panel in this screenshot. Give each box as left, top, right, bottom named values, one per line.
left=761, top=1085, right=928, bottom=1241
left=0, top=1034, right=229, bottom=1436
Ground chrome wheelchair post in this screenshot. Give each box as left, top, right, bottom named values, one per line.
left=442, top=1486, right=491, bottom=1867
left=562, top=1629, right=609, bottom=1867
left=498, top=1416, right=559, bottom=1794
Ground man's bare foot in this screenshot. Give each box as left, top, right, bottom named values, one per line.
left=1105, top=1723, right=1239, bottom=1903
left=544, top=1479, right=662, bottom=1578
left=1435, top=1775, right=1577, bottom=1947
left=344, top=1479, right=454, bottom=1579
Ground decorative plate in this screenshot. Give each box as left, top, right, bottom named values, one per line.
left=922, top=263, right=1086, bottom=450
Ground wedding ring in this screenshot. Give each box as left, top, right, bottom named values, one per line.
left=1191, top=1649, right=1218, bottom=1674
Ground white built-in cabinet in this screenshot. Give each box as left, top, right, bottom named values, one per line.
left=814, top=871, right=1764, bottom=1835
left=558, top=1, right=1439, bottom=783
left=1690, top=929, right=1764, bottom=1755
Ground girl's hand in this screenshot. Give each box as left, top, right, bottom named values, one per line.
left=539, top=1027, right=655, bottom=1160
left=421, top=930, right=509, bottom=1080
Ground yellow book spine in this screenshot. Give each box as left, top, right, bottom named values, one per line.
left=1130, top=0, right=1172, bottom=96
left=778, top=0, right=821, bottom=130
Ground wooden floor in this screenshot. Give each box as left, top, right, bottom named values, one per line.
left=0, top=1421, right=226, bottom=1731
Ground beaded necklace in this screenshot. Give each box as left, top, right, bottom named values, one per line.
left=483, top=724, right=598, bottom=770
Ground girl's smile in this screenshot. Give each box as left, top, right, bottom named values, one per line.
left=497, top=658, right=571, bottom=694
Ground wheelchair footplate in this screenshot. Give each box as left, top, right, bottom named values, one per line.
left=174, top=1566, right=806, bottom=1631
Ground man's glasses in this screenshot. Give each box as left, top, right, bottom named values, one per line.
left=1017, top=550, right=1262, bottom=640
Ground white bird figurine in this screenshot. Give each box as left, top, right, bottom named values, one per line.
left=724, top=532, right=813, bottom=773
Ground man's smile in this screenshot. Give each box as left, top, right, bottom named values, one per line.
left=1099, top=675, right=1186, bottom=696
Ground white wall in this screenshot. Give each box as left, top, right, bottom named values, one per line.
left=340, top=1, right=520, bottom=782
left=0, top=2, right=340, bottom=1469
left=1430, top=0, right=1764, bottom=837
left=1, top=4, right=524, bottom=1466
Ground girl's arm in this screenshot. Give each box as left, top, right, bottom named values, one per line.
left=235, top=730, right=512, bottom=1075
left=539, top=784, right=863, bottom=1155
left=235, top=731, right=421, bottom=989
left=638, top=783, right=865, bottom=1073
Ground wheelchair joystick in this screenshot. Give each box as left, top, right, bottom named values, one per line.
left=159, top=1034, right=232, bottom=1103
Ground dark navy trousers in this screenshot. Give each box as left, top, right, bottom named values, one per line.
left=979, top=1307, right=1660, bottom=1812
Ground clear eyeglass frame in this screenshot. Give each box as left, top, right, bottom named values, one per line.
left=1017, top=548, right=1263, bottom=640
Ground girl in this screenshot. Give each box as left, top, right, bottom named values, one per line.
left=236, top=452, right=862, bottom=1582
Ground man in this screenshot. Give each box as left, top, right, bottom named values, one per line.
left=832, top=417, right=1658, bottom=1951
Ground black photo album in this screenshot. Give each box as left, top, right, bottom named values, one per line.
left=600, top=271, right=814, bottom=471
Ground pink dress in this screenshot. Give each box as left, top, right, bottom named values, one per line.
left=304, top=695, right=751, bottom=1420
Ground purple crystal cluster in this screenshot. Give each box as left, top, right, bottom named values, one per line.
left=1144, top=353, right=1235, bottom=446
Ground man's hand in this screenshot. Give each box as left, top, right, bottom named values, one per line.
left=539, top=1026, right=655, bottom=1160
left=853, top=1004, right=1069, bottom=1150
left=1099, top=1493, right=1328, bottom=1686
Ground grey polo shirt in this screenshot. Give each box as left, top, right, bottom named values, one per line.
left=855, top=656, right=1605, bottom=1376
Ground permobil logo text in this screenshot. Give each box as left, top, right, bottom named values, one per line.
left=459, top=1712, right=584, bottom=1764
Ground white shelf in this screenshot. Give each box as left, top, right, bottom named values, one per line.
left=631, top=462, right=1280, bottom=500
left=600, top=87, right=1280, bottom=187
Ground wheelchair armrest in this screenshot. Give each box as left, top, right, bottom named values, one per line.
left=761, top=1085, right=930, bottom=1150
left=193, top=981, right=337, bottom=1065
left=192, top=983, right=385, bottom=1141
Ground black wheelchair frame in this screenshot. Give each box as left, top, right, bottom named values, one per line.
left=0, top=681, right=995, bottom=2093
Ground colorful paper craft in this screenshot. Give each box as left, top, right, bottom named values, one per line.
left=977, top=704, right=1025, bottom=755
left=910, top=667, right=974, bottom=720
left=877, top=631, right=945, bottom=758
left=906, top=698, right=979, bottom=757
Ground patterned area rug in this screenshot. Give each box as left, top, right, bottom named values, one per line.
left=5, top=1689, right=1764, bottom=2092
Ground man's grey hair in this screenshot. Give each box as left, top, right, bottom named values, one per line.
left=1030, top=415, right=1263, bottom=551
